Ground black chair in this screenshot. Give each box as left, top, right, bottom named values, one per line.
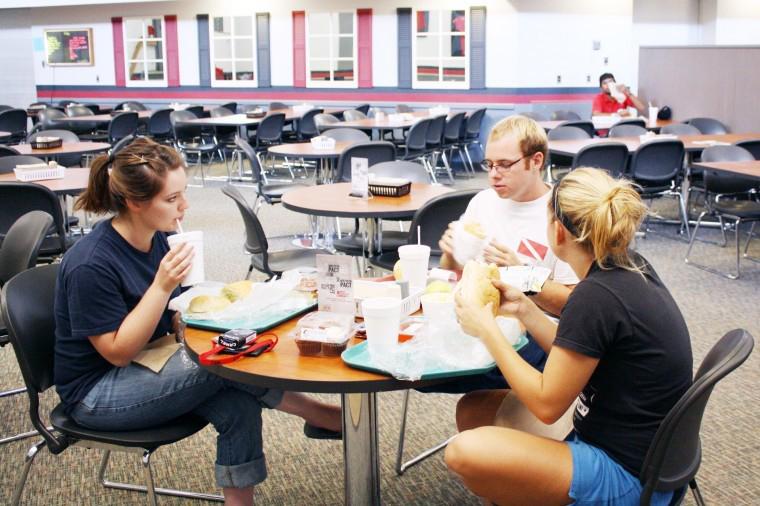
left=0, top=155, right=47, bottom=174
left=209, top=106, right=237, bottom=147
left=323, top=128, right=370, bottom=142
left=222, top=185, right=332, bottom=279
left=0, top=145, right=20, bottom=157
left=110, top=134, right=136, bottom=156
left=314, top=113, right=340, bottom=132
left=551, top=110, right=581, bottom=121
left=220, top=102, right=237, bottom=114
left=548, top=126, right=591, bottom=141
left=686, top=117, right=729, bottom=135
left=399, top=119, right=433, bottom=180
left=0, top=104, right=12, bottom=113
left=462, top=108, right=487, bottom=170
left=611, top=117, right=646, bottom=129
left=343, top=110, right=367, bottom=121
left=28, top=130, right=81, bottom=167
left=609, top=124, right=647, bottom=138
left=122, top=100, right=149, bottom=112
left=547, top=126, right=593, bottom=183
left=685, top=145, right=759, bottom=279
left=425, top=115, right=452, bottom=183
left=559, top=120, right=596, bottom=138
left=521, top=111, right=548, bottom=121
left=108, top=111, right=139, bottom=145
left=65, top=105, right=105, bottom=140
left=639, top=329, right=754, bottom=506
left=441, top=112, right=469, bottom=176
left=170, top=110, right=226, bottom=185
left=269, top=101, right=288, bottom=111
left=83, top=103, right=101, bottom=114
left=734, top=139, right=760, bottom=160
left=295, top=108, right=323, bottom=140
left=250, top=112, right=285, bottom=150
left=336, top=141, right=396, bottom=183
left=1, top=264, right=223, bottom=505
left=57, top=99, right=77, bottom=108
left=0, top=211, right=54, bottom=445
left=185, top=105, right=205, bottom=118
left=629, top=140, right=689, bottom=239
left=660, top=123, right=701, bottom=136
left=147, top=108, right=174, bottom=144
left=34, top=107, right=68, bottom=133
left=571, top=142, right=629, bottom=178
left=0, top=109, right=29, bottom=144
left=355, top=104, right=371, bottom=115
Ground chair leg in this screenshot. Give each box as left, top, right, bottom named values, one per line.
left=744, top=221, right=758, bottom=260
left=394, top=390, right=451, bottom=475
left=441, top=151, right=455, bottom=184
left=142, top=450, right=158, bottom=506
left=685, top=212, right=743, bottom=280
left=12, top=439, right=46, bottom=506
left=463, top=144, right=475, bottom=174
left=689, top=479, right=706, bottom=506
left=245, top=261, right=254, bottom=280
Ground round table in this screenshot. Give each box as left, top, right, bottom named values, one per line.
left=0, top=167, right=90, bottom=195
left=268, top=140, right=356, bottom=183
left=184, top=317, right=443, bottom=505
left=14, top=141, right=111, bottom=160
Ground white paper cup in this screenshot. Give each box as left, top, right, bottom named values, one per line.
left=648, top=106, right=659, bottom=123
left=361, top=297, right=401, bottom=359
left=397, top=244, right=430, bottom=291
left=421, top=292, right=456, bottom=323
left=167, top=231, right=204, bottom=286
left=453, top=221, right=489, bottom=266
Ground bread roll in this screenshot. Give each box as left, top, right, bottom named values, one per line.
left=188, top=295, right=231, bottom=314
left=456, top=261, right=500, bottom=316
left=463, top=221, right=486, bottom=239
left=222, top=280, right=253, bottom=302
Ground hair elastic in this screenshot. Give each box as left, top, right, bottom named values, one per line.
left=551, top=182, right=580, bottom=237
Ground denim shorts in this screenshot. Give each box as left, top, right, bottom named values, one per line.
left=567, top=433, right=676, bottom=506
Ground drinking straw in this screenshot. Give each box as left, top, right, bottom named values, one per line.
left=176, top=219, right=184, bottom=234
left=417, top=225, right=421, bottom=245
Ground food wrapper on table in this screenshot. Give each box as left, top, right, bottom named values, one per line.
left=498, top=265, right=552, bottom=294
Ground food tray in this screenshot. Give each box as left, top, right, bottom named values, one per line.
left=368, top=180, right=411, bottom=198
left=14, top=162, right=65, bottom=182
left=30, top=136, right=63, bottom=149
left=182, top=298, right=317, bottom=333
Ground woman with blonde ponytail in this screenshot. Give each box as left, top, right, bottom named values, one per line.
left=448, top=168, right=693, bottom=505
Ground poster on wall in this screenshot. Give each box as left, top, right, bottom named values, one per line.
left=44, top=28, right=93, bottom=66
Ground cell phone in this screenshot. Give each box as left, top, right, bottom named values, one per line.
left=216, top=328, right=257, bottom=350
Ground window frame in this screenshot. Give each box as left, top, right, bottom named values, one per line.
left=123, top=17, right=168, bottom=88
left=209, top=14, right=259, bottom=88
left=305, top=11, right=358, bottom=89
left=412, top=9, right=469, bottom=90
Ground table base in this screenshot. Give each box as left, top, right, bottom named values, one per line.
left=342, top=392, right=381, bottom=505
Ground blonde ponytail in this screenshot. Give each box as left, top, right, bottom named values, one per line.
left=551, top=167, right=649, bottom=273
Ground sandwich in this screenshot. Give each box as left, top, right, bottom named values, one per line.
left=188, top=295, right=232, bottom=314
left=222, top=280, right=254, bottom=302
left=456, top=261, right=500, bottom=316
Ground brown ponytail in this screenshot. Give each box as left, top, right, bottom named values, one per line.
left=75, top=137, right=184, bottom=215
left=550, top=167, right=649, bottom=273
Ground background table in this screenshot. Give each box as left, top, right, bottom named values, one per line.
left=14, top=141, right=111, bottom=159
left=692, top=160, right=760, bottom=179
left=268, top=141, right=356, bottom=183
left=0, top=168, right=90, bottom=195
left=548, top=133, right=760, bottom=157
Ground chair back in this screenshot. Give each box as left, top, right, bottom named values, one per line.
left=110, top=134, right=136, bottom=156
left=0, top=105, right=12, bottom=113
left=210, top=106, right=233, bottom=118
left=234, top=137, right=265, bottom=185
left=612, top=118, right=646, bottom=129
left=408, top=189, right=479, bottom=253
left=548, top=126, right=591, bottom=141
left=551, top=110, right=581, bottom=121
left=269, top=102, right=288, bottom=111
left=560, top=120, right=595, bottom=138
left=108, top=112, right=138, bottom=144
left=521, top=111, right=547, bottom=121
left=209, top=107, right=237, bottom=140
left=37, top=108, right=68, bottom=131
left=405, top=119, right=430, bottom=153
left=148, top=108, right=173, bottom=139
left=65, top=105, right=93, bottom=117
left=686, top=117, right=729, bottom=135
left=639, top=329, right=754, bottom=505
left=0, top=211, right=53, bottom=286
left=323, top=128, right=369, bottom=143
left=443, top=112, right=467, bottom=143
left=170, top=110, right=202, bottom=143
left=0, top=109, right=29, bottom=144
left=255, top=113, right=285, bottom=144
left=734, top=139, right=760, bottom=160
left=571, top=142, right=629, bottom=177
left=220, top=102, right=237, bottom=113
left=315, top=113, right=340, bottom=132
left=0, top=146, right=20, bottom=157
left=58, top=100, right=77, bottom=108
left=185, top=106, right=204, bottom=118
left=298, top=108, right=324, bottom=139
left=123, top=101, right=149, bottom=111
left=65, top=105, right=98, bottom=134
left=370, top=161, right=429, bottom=183
left=426, top=115, right=446, bottom=148
left=0, top=182, right=68, bottom=256
left=609, top=124, right=647, bottom=138
left=336, top=141, right=396, bottom=182
left=465, top=108, right=486, bottom=138
left=630, top=140, right=685, bottom=186
left=355, top=104, right=371, bottom=115
left=660, top=123, right=701, bottom=136
left=343, top=110, right=367, bottom=121
left=221, top=185, right=271, bottom=275
left=700, top=145, right=757, bottom=194
left=0, top=155, right=47, bottom=174
left=1, top=263, right=66, bottom=451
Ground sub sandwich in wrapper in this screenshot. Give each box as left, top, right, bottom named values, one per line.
left=188, top=295, right=232, bottom=314
left=221, top=280, right=254, bottom=302
left=455, top=261, right=500, bottom=317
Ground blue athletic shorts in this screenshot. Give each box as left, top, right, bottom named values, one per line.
left=566, top=433, right=678, bottom=506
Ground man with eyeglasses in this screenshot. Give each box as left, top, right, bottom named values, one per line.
left=422, top=116, right=578, bottom=436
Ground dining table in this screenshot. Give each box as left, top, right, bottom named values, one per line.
left=13, top=141, right=111, bottom=161
left=268, top=140, right=356, bottom=183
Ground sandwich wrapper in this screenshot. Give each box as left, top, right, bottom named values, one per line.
left=498, top=265, right=551, bottom=294
left=132, top=334, right=180, bottom=373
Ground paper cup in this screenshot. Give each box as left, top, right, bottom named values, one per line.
left=397, top=244, right=430, bottom=291
left=167, top=231, right=204, bottom=286
left=453, top=221, right=489, bottom=266
left=648, top=106, right=659, bottom=123
left=421, top=292, right=456, bottom=323
left=361, top=297, right=401, bottom=360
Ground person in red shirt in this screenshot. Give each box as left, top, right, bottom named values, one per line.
left=592, top=72, right=645, bottom=116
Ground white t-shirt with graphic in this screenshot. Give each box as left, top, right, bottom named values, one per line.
left=460, top=188, right=579, bottom=286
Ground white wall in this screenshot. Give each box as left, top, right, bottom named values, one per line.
left=714, top=0, right=760, bottom=44
left=0, top=9, right=37, bottom=108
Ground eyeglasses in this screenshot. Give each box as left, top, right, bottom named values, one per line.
left=481, top=155, right=528, bottom=174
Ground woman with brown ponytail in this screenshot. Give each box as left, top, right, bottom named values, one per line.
left=54, top=138, right=339, bottom=506
left=447, top=168, right=693, bottom=505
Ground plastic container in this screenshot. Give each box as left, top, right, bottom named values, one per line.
left=368, top=177, right=411, bottom=197
left=14, top=161, right=65, bottom=182
left=310, top=135, right=336, bottom=150
left=29, top=136, right=63, bottom=149
left=294, top=311, right=355, bottom=356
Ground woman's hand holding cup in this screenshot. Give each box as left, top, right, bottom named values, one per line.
left=155, top=241, right=194, bottom=293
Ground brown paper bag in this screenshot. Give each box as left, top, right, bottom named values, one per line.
left=132, top=334, right=181, bottom=373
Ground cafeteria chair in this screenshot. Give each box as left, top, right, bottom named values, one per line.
left=547, top=126, right=591, bottom=141
left=220, top=102, right=237, bottom=114
left=294, top=108, right=323, bottom=141
left=185, top=105, right=205, bottom=118
left=686, top=117, right=729, bottom=135
left=66, top=104, right=106, bottom=141
left=559, top=120, right=596, bottom=138
left=343, top=109, right=367, bottom=121
left=0, top=155, right=47, bottom=174
left=685, top=146, right=760, bottom=279
left=323, top=128, right=370, bottom=143
left=269, top=101, right=288, bottom=111
left=0, top=211, right=54, bottom=446
left=571, top=142, right=629, bottom=178
left=639, top=328, right=754, bottom=506
left=611, top=117, right=646, bottom=129
left=208, top=106, right=237, bottom=149
left=170, top=110, right=226, bottom=186
left=425, top=115, right=454, bottom=183
left=248, top=112, right=286, bottom=178
left=0, top=109, right=29, bottom=144
left=546, top=126, right=592, bottom=183
left=398, top=119, right=434, bottom=181
left=660, top=123, right=701, bottom=136
left=147, top=108, right=174, bottom=144
left=440, top=112, right=469, bottom=177
left=110, top=134, right=136, bottom=157
left=122, top=100, right=149, bottom=112
left=1, top=264, right=224, bottom=505
left=28, top=130, right=82, bottom=167
left=550, top=110, right=581, bottom=121
left=0, top=145, right=20, bottom=157
left=734, top=139, right=760, bottom=160
left=0, top=104, right=12, bottom=113
left=629, top=139, right=689, bottom=240
left=107, top=111, right=139, bottom=145
left=355, top=104, right=371, bottom=115
left=520, top=111, right=548, bottom=121
left=83, top=103, right=101, bottom=114
left=314, top=113, right=340, bottom=132
left=57, top=99, right=77, bottom=108
left=222, top=185, right=332, bottom=280
left=608, top=124, right=647, bottom=138
left=32, top=107, right=68, bottom=134
left=461, top=108, right=487, bottom=172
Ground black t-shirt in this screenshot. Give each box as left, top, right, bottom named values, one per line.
left=54, top=220, right=179, bottom=411
left=554, top=255, right=692, bottom=478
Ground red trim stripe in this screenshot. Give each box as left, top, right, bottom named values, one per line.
left=357, top=9, right=372, bottom=88
left=292, top=11, right=306, bottom=87
left=111, top=17, right=126, bottom=87
left=164, top=15, right=180, bottom=87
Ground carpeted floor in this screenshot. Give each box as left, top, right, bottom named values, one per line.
left=0, top=164, right=758, bottom=505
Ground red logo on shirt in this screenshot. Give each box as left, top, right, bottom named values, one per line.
left=517, top=238, right=548, bottom=261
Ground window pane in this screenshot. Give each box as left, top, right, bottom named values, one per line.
left=214, top=39, right=232, bottom=60
left=125, top=20, right=143, bottom=40
left=214, top=17, right=231, bottom=36
left=127, top=41, right=144, bottom=60
left=449, top=10, right=466, bottom=32
left=235, top=38, right=253, bottom=60
left=146, top=61, right=163, bottom=80
left=236, top=60, right=255, bottom=81
left=234, top=16, right=253, bottom=37
left=416, top=11, right=430, bottom=33
left=148, top=19, right=162, bottom=39
left=335, top=37, right=353, bottom=59
left=338, top=12, right=353, bottom=34
left=448, top=35, right=465, bottom=57
left=129, top=62, right=145, bottom=81
left=333, top=60, right=354, bottom=81
left=310, top=60, right=331, bottom=81
left=309, top=13, right=330, bottom=35
left=416, top=34, right=438, bottom=59
left=214, top=60, right=233, bottom=80
left=441, top=59, right=465, bottom=82
left=309, top=37, right=330, bottom=58
left=416, top=61, right=439, bottom=82
left=148, top=41, right=163, bottom=60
